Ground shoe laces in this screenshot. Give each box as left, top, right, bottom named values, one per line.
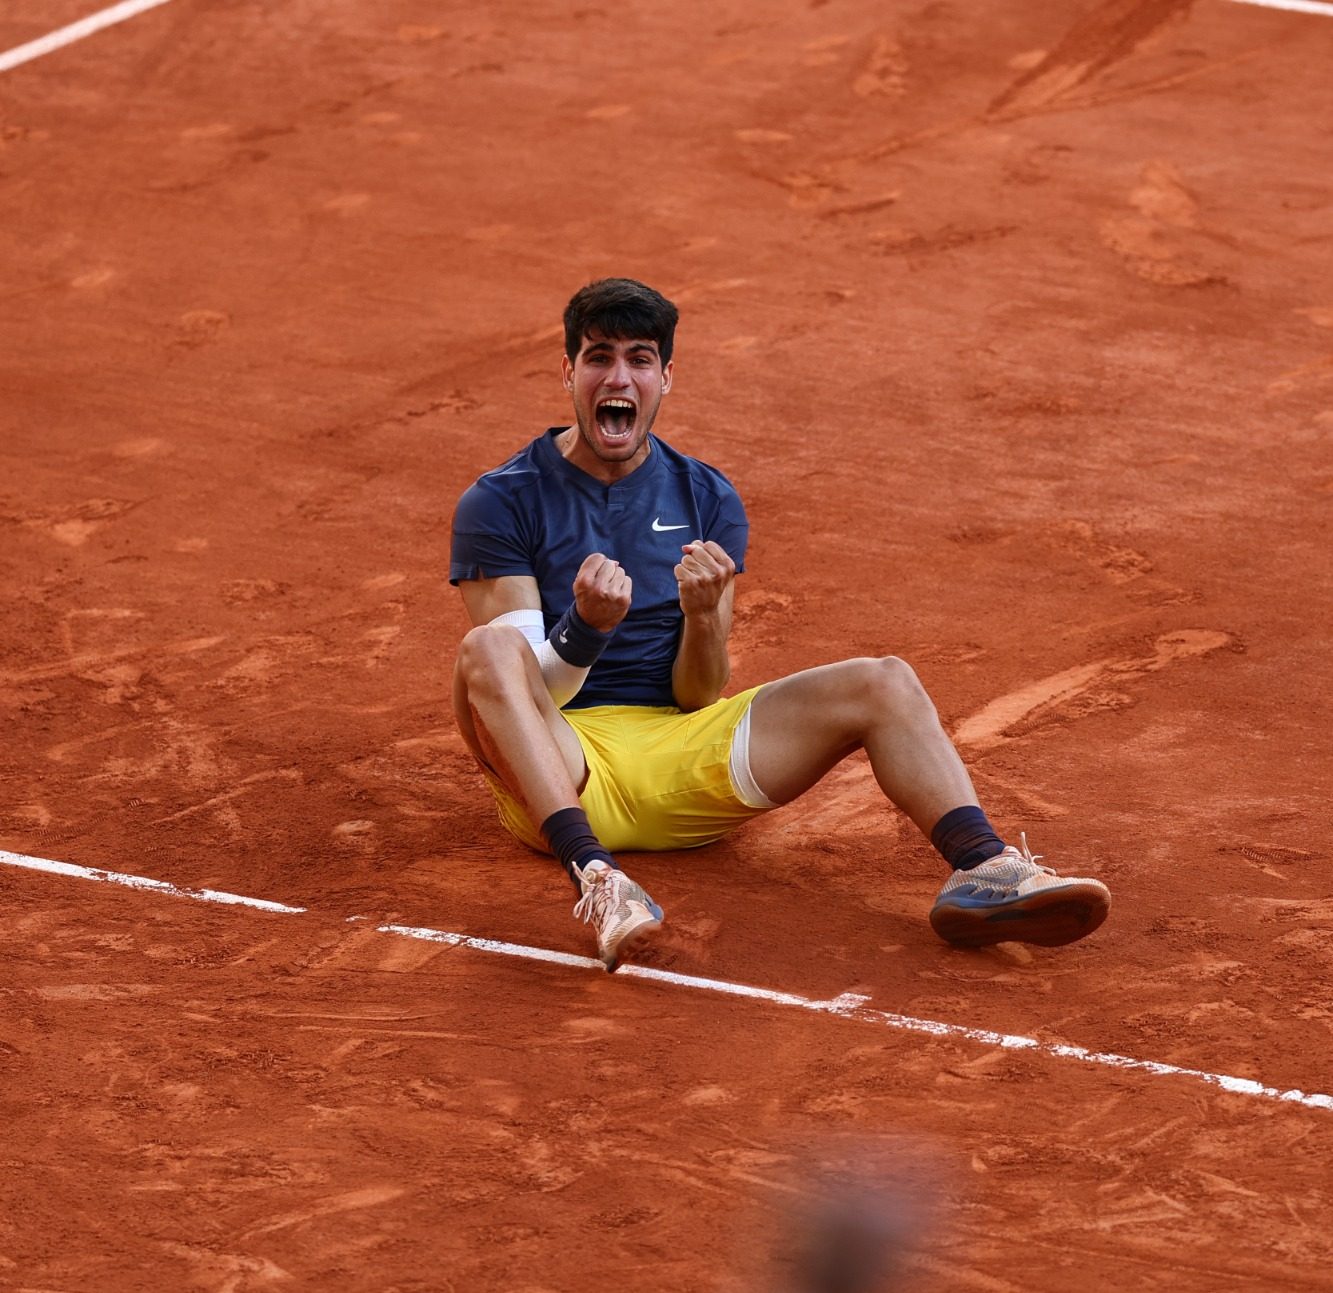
left=573, top=863, right=619, bottom=927
left=1000, top=832, right=1054, bottom=877
left=1017, top=831, right=1045, bottom=866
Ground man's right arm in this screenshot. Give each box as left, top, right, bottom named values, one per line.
left=458, top=575, right=541, bottom=629
left=457, top=559, right=631, bottom=708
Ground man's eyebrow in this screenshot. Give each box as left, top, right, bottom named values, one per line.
left=583, top=339, right=659, bottom=355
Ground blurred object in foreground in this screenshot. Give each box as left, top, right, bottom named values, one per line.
left=778, top=1138, right=948, bottom=1293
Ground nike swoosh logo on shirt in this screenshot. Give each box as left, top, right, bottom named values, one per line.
left=652, top=518, right=689, bottom=531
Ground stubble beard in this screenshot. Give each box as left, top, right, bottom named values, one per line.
left=576, top=407, right=654, bottom=464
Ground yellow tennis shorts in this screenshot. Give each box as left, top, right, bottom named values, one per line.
left=484, top=685, right=767, bottom=853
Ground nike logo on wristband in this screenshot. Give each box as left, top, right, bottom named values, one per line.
left=652, top=518, right=689, bottom=531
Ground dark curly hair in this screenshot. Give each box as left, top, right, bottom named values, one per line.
left=563, top=278, right=679, bottom=364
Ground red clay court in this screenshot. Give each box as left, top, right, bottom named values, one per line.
left=2, top=0, right=1332, bottom=1288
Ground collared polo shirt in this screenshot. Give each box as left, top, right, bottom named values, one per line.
left=450, top=428, right=748, bottom=708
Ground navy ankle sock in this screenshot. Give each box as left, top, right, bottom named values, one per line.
left=930, top=805, right=1007, bottom=871
left=541, top=806, right=614, bottom=892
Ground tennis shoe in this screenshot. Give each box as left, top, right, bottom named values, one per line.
left=573, top=859, right=663, bottom=972
left=929, top=834, right=1110, bottom=948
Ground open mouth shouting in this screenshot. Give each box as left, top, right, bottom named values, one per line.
left=560, top=333, right=672, bottom=479
left=595, top=396, right=637, bottom=445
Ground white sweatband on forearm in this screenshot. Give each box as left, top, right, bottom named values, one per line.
left=490, top=608, right=589, bottom=708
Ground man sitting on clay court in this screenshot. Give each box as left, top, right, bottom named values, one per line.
left=449, top=278, right=1111, bottom=970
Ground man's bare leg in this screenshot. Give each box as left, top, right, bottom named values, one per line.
left=452, top=624, right=663, bottom=969
left=745, top=656, right=978, bottom=833
left=745, top=656, right=1111, bottom=948
left=452, top=624, right=587, bottom=823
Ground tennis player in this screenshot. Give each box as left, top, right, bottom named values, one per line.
left=450, top=278, right=1111, bottom=969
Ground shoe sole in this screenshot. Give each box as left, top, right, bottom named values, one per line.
left=930, top=881, right=1110, bottom=949
left=603, top=915, right=662, bottom=972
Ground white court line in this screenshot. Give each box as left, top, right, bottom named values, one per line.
left=1228, top=0, right=1333, bottom=12
left=0, top=0, right=1328, bottom=81
left=0, top=0, right=1328, bottom=80
left=382, top=923, right=1333, bottom=1111
left=0, top=0, right=176, bottom=75
left=0, top=849, right=305, bottom=914
left=3, top=847, right=1331, bottom=1112
left=0, top=0, right=1327, bottom=80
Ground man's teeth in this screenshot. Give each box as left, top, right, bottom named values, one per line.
left=597, top=398, right=636, bottom=437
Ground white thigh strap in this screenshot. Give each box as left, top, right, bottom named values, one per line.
left=728, top=700, right=779, bottom=810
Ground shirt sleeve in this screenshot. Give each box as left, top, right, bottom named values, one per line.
left=449, top=477, right=536, bottom=585
left=705, top=480, right=749, bottom=574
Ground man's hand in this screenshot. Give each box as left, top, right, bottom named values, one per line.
left=671, top=541, right=735, bottom=710
left=674, top=540, right=735, bottom=617
left=573, top=552, right=632, bottom=631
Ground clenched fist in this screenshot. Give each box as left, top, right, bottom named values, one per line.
left=573, top=552, right=632, bottom=632
left=674, top=540, right=735, bottom=617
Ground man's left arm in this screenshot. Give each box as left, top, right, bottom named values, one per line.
left=671, top=540, right=736, bottom=712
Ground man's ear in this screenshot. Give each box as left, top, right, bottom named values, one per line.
left=560, top=353, right=574, bottom=391
left=661, top=359, right=674, bottom=394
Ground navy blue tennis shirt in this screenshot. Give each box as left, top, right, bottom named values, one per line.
left=450, top=428, right=748, bottom=709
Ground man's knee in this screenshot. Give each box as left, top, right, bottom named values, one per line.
left=455, top=623, right=532, bottom=691
left=857, top=655, right=933, bottom=715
